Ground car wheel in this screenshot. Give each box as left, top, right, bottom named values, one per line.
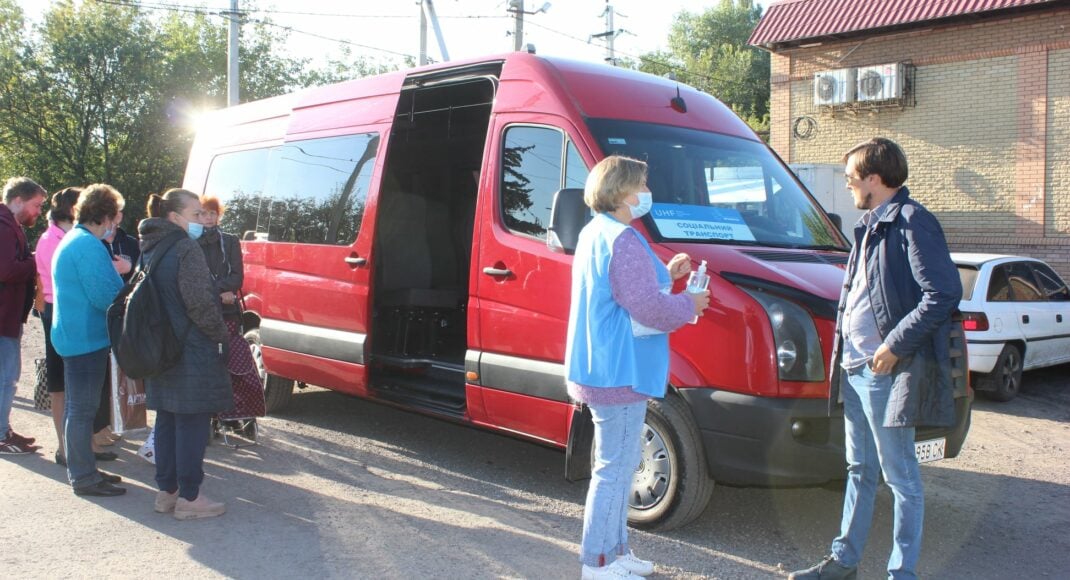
left=979, top=343, right=1023, bottom=402
left=627, top=394, right=714, bottom=531
left=244, top=328, right=295, bottom=413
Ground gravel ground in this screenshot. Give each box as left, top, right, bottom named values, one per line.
left=2, top=321, right=1067, bottom=579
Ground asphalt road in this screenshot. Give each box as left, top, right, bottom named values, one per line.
left=2, top=321, right=1068, bottom=579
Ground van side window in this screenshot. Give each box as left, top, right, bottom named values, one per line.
left=265, top=133, right=380, bottom=245
left=203, top=148, right=271, bottom=239
left=565, top=141, right=589, bottom=190
left=501, top=126, right=566, bottom=240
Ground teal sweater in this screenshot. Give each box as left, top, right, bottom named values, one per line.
left=51, top=225, right=124, bottom=357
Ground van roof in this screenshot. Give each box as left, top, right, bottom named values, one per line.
left=197, top=52, right=758, bottom=146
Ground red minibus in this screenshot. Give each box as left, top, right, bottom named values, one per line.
left=183, top=53, right=971, bottom=530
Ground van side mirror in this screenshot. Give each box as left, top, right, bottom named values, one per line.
left=547, top=188, right=591, bottom=255
left=828, top=213, right=843, bottom=232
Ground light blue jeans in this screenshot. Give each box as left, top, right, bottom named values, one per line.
left=0, top=333, right=20, bottom=436
left=580, top=400, right=647, bottom=568
left=63, top=348, right=108, bottom=490
left=832, top=365, right=924, bottom=580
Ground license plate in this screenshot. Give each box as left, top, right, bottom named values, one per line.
left=914, top=438, right=946, bottom=464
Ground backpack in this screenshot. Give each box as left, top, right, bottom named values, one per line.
left=107, top=232, right=190, bottom=379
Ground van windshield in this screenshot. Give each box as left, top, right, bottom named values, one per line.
left=587, top=119, right=848, bottom=250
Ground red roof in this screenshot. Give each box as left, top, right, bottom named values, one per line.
left=749, top=0, right=1064, bottom=49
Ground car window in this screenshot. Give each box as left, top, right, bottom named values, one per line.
left=987, top=265, right=1012, bottom=302
left=500, top=125, right=566, bottom=240
left=1030, top=262, right=1070, bottom=301
left=957, top=266, right=979, bottom=301
left=1006, top=262, right=1044, bottom=302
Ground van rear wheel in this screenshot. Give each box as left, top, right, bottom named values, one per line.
left=244, top=328, right=295, bottom=413
left=627, top=393, right=714, bottom=531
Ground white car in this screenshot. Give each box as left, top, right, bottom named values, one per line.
left=952, top=253, right=1070, bottom=401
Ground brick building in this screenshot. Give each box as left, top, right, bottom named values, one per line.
left=750, top=0, right=1070, bottom=279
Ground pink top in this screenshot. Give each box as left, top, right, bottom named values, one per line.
left=34, top=222, right=67, bottom=303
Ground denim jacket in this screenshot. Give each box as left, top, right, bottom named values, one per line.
left=829, top=187, right=962, bottom=428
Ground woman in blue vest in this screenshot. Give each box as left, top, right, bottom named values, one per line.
left=565, top=156, right=710, bottom=580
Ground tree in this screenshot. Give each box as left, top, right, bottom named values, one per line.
left=636, top=0, right=770, bottom=135
left=0, top=0, right=393, bottom=240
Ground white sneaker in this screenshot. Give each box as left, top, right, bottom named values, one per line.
left=615, top=550, right=655, bottom=576
left=581, top=560, right=643, bottom=580
left=154, top=490, right=179, bottom=513
left=173, top=494, right=226, bottom=520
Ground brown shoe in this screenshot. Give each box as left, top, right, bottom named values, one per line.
left=173, top=494, right=226, bottom=520
left=154, top=490, right=179, bottom=513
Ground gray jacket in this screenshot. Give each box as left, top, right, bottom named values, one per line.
left=138, top=218, right=232, bottom=415
left=829, top=187, right=962, bottom=428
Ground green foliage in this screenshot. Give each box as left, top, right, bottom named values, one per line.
left=636, top=0, right=770, bottom=134
left=0, top=0, right=396, bottom=240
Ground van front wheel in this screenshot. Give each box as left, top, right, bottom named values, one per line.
left=244, top=328, right=295, bottom=413
left=628, top=393, right=714, bottom=531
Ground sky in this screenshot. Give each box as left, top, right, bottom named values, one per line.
left=16, top=0, right=746, bottom=68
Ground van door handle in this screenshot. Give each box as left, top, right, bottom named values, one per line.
left=1058, top=314, right=1063, bottom=323
left=344, top=256, right=367, bottom=266
left=1022, top=315, right=1030, bottom=324
left=482, top=266, right=512, bottom=277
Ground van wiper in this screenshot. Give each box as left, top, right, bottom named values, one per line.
left=807, top=244, right=850, bottom=252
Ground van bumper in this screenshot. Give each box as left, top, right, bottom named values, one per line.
left=677, top=388, right=973, bottom=486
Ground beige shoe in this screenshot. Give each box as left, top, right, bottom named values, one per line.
left=154, top=490, right=179, bottom=513
left=173, top=494, right=226, bottom=520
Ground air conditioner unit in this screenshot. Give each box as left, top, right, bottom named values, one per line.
left=856, top=63, right=905, bottom=102
left=813, top=68, right=857, bottom=105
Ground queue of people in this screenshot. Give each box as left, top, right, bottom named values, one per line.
left=2, top=136, right=960, bottom=578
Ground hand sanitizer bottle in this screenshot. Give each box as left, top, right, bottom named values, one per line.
left=686, top=260, right=709, bottom=324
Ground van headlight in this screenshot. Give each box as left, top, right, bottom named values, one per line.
left=740, top=288, right=825, bottom=382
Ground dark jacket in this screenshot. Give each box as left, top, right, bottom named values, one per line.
left=138, top=218, right=232, bottom=415
left=104, top=226, right=141, bottom=284
left=197, top=226, right=243, bottom=319
left=829, top=186, right=963, bottom=428
left=0, top=204, right=36, bottom=338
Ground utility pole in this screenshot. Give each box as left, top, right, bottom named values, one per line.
left=226, top=0, right=240, bottom=106
left=418, top=1, right=450, bottom=66
left=590, top=1, right=627, bottom=66
left=507, top=1, right=550, bottom=52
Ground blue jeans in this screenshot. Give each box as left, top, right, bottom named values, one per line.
left=580, top=400, right=647, bottom=568
left=63, top=348, right=109, bottom=489
left=0, top=333, right=21, bottom=436
left=154, top=410, right=212, bottom=501
left=832, top=365, right=924, bottom=580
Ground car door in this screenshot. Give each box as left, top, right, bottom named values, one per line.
left=471, top=118, right=592, bottom=445
left=1000, top=261, right=1053, bottom=368
left=255, top=132, right=381, bottom=396
left=1028, top=262, right=1070, bottom=365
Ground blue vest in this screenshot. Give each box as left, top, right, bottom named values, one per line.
left=564, top=213, right=672, bottom=398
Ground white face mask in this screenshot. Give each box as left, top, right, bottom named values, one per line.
left=627, top=191, right=653, bottom=220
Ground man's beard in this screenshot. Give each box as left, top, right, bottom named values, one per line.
left=17, top=212, right=37, bottom=227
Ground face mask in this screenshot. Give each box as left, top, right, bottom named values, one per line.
left=187, top=221, right=204, bottom=240
left=627, top=191, right=653, bottom=220
left=101, top=226, right=115, bottom=241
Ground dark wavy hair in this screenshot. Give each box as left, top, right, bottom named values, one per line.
left=49, top=187, right=82, bottom=224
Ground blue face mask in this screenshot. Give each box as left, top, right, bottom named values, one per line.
left=187, top=221, right=204, bottom=240
left=628, top=191, right=653, bottom=220
left=101, top=226, right=114, bottom=241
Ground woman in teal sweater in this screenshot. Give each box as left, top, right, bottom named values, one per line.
left=52, top=184, right=130, bottom=497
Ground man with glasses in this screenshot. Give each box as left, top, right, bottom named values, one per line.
left=791, top=138, right=961, bottom=580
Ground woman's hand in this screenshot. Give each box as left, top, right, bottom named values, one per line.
left=668, top=253, right=692, bottom=281
left=689, top=289, right=710, bottom=316
left=220, top=291, right=237, bottom=305
left=112, top=255, right=132, bottom=276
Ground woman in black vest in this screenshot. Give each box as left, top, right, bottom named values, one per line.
left=139, top=188, right=231, bottom=520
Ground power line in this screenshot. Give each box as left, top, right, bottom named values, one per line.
left=249, top=18, right=416, bottom=60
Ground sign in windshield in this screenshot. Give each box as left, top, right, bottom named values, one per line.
left=587, top=119, right=847, bottom=250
